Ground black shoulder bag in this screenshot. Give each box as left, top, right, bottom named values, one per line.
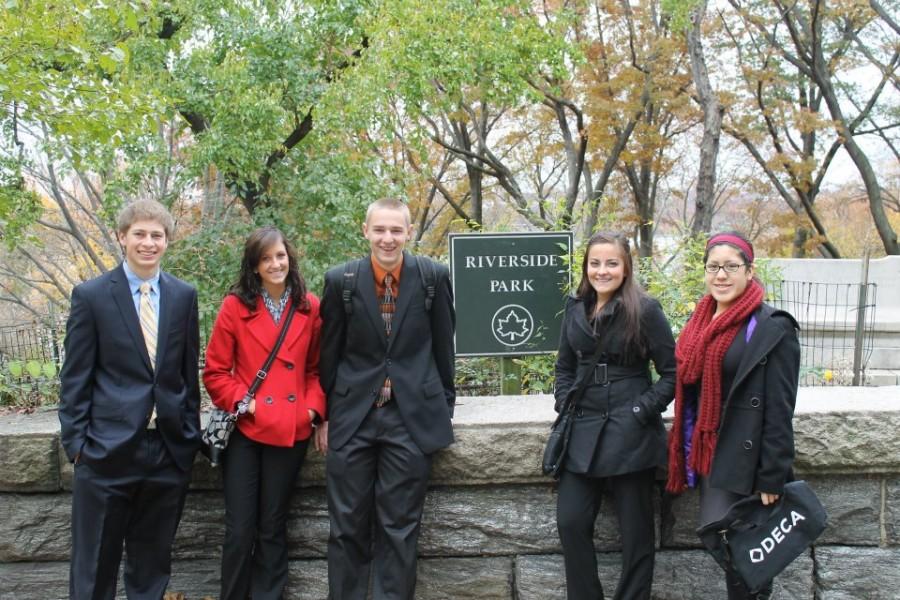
left=201, top=305, right=297, bottom=467
left=696, top=480, right=827, bottom=593
left=541, top=341, right=606, bottom=478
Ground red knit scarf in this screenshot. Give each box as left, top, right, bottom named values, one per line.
left=666, top=280, right=764, bottom=494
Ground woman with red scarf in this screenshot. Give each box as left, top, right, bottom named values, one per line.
left=666, top=231, right=800, bottom=599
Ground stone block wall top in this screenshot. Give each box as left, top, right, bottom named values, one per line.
left=1, top=387, right=898, bottom=492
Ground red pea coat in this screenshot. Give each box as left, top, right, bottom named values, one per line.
left=203, top=292, right=326, bottom=447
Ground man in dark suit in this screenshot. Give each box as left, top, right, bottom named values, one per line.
left=58, top=199, right=201, bottom=600
left=317, top=198, right=455, bottom=600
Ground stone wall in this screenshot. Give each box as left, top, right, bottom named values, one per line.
left=2, top=387, right=899, bottom=600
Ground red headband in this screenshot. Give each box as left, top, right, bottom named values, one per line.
left=707, top=234, right=754, bottom=262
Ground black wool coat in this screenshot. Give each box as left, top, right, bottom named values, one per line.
left=706, top=303, right=800, bottom=496
left=554, top=294, right=677, bottom=478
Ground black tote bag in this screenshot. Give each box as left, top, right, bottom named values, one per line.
left=696, top=480, right=827, bottom=593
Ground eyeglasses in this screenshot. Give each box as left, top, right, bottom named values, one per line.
left=705, top=263, right=747, bottom=274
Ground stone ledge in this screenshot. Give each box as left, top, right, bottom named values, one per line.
left=2, top=387, right=898, bottom=492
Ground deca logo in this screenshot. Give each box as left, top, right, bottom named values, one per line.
left=747, top=511, right=807, bottom=563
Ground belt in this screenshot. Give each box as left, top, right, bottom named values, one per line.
left=590, top=363, right=647, bottom=386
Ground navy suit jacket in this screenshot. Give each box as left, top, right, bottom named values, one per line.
left=319, top=252, right=455, bottom=454
left=58, top=263, right=201, bottom=474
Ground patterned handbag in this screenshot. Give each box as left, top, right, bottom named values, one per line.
left=200, top=305, right=296, bottom=466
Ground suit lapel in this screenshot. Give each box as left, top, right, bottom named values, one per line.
left=109, top=264, right=154, bottom=373
left=387, top=253, right=416, bottom=352
left=155, top=273, right=173, bottom=374
left=359, top=258, right=388, bottom=348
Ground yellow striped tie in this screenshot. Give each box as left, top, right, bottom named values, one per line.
left=139, top=282, right=157, bottom=370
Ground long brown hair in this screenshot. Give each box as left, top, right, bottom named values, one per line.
left=230, top=227, right=310, bottom=313
left=575, top=231, right=646, bottom=357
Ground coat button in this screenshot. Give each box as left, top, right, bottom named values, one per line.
left=285, top=363, right=294, bottom=370
left=576, top=409, right=584, bottom=418
left=750, top=397, right=761, bottom=408
left=387, top=359, right=392, bottom=366
left=743, top=440, right=753, bottom=450
left=600, top=411, right=608, bottom=419
left=287, top=394, right=296, bottom=403
left=633, top=405, right=641, bottom=413
left=759, top=357, right=768, bottom=365
left=265, top=396, right=273, bottom=405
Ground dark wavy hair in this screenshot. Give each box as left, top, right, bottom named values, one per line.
left=575, top=231, right=646, bottom=357
left=230, top=227, right=310, bottom=313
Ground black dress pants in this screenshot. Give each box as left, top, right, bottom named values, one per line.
left=557, top=468, right=656, bottom=600
left=326, top=401, right=432, bottom=600
left=220, top=428, right=309, bottom=600
left=699, top=477, right=773, bottom=600
left=69, top=429, right=190, bottom=600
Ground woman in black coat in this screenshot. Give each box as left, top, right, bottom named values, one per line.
left=666, top=231, right=800, bottom=600
left=554, top=231, right=676, bottom=600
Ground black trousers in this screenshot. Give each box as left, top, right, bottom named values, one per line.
left=557, top=468, right=656, bottom=600
left=69, top=429, right=190, bottom=600
left=699, top=477, right=773, bottom=600
left=326, top=401, right=432, bottom=600
left=220, top=428, right=309, bottom=600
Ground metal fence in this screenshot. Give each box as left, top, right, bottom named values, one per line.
left=769, top=280, right=877, bottom=386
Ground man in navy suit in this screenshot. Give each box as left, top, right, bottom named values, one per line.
left=318, top=198, right=456, bottom=600
left=59, top=199, right=201, bottom=600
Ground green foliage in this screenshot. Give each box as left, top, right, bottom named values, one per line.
left=165, top=215, right=256, bottom=338
left=167, top=0, right=367, bottom=191
left=455, top=357, right=501, bottom=396
left=660, top=0, right=701, bottom=34
left=640, top=233, right=709, bottom=335
left=0, top=163, right=42, bottom=249
left=514, top=353, right=556, bottom=394
left=324, top=0, right=572, bottom=131
left=0, top=359, right=60, bottom=408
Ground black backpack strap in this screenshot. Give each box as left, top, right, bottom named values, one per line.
left=416, top=255, right=437, bottom=312
left=341, top=259, right=361, bottom=315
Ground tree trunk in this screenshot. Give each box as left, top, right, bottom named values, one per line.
left=688, top=0, right=721, bottom=234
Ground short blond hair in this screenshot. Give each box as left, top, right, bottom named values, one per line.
left=365, top=198, right=411, bottom=227
left=116, top=200, right=175, bottom=239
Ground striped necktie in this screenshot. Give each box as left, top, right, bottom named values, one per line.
left=376, top=274, right=395, bottom=407
left=139, top=282, right=157, bottom=370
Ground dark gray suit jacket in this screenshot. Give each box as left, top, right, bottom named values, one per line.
left=319, top=251, right=455, bottom=454
left=58, top=263, right=201, bottom=474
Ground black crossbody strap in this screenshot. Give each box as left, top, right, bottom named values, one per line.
left=561, top=341, right=607, bottom=414
left=247, top=304, right=296, bottom=397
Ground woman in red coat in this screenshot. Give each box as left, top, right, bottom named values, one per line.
left=204, top=226, right=326, bottom=600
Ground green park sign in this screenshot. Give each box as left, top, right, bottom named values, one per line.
left=449, top=232, right=574, bottom=357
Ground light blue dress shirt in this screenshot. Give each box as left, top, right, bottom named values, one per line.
left=122, top=261, right=161, bottom=333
